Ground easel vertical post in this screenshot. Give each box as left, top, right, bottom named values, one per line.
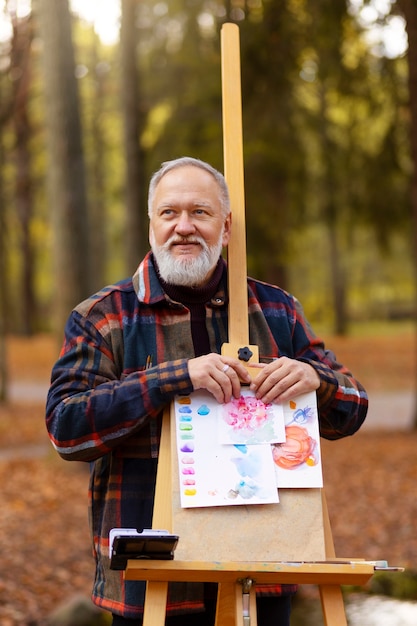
left=144, top=407, right=171, bottom=626
left=220, top=26, right=259, bottom=624
left=221, top=23, right=249, bottom=346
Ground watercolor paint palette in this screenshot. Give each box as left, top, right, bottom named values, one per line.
left=175, top=390, right=279, bottom=508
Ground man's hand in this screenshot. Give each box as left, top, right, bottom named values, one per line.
left=250, top=357, right=320, bottom=404
left=188, top=354, right=252, bottom=404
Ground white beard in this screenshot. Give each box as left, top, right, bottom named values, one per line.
left=150, top=231, right=223, bottom=287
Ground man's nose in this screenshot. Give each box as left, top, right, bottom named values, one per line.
left=175, top=211, right=196, bottom=235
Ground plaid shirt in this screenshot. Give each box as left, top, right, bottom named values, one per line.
left=46, top=252, right=368, bottom=619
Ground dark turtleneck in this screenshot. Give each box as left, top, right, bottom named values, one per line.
left=154, top=257, right=224, bottom=357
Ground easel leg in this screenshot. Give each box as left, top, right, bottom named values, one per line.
left=215, top=581, right=258, bottom=626
left=216, top=583, right=236, bottom=625
left=143, top=407, right=170, bottom=626
left=319, top=585, right=348, bottom=626
left=247, top=585, right=257, bottom=626
left=143, top=581, right=168, bottom=626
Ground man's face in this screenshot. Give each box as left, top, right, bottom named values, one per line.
left=149, top=165, right=231, bottom=286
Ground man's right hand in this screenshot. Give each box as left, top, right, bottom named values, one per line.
left=187, top=354, right=251, bottom=404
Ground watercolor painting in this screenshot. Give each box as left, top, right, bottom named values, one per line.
left=218, top=391, right=285, bottom=445
left=271, top=391, right=323, bottom=488
left=174, top=389, right=323, bottom=507
left=175, top=391, right=279, bottom=508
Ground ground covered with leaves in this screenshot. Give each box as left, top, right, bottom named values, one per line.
left=1, top=329, right=416, bottom=624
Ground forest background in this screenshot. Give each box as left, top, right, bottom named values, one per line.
left=0, top=0, right=416, bottom=404
left=1, top=2, right=417, bottom=623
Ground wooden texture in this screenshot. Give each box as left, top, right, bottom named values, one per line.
left=221, top=23, right=248, bottom=346
left=216, top=584, right=243, bottom=626
left=152, top=407, right=172, bottom=530
left=319, top=585, right=348, bottom=626
left=143, top=408, right=171, bottom=626
left=125, top=560, right=375, bottom=587
left=319, top=491, right=349, bottom=625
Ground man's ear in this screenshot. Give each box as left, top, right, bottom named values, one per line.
left=222, top=213, right=232, bottom=247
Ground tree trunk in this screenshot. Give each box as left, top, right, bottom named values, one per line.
left=35, top=0, right=91, bottom=334
left=120, top=0, right=147, bottom=273
left=328, top=223, right=347, bottom=335
left=0, top=132, right=7, bottom=402
left=89, top=34, right=107, bottom=291
left=11, top=14, right=36, bottom=335
left=397, top=0, right=417, bottom=427
left=318, top=83, right=348, bottom=336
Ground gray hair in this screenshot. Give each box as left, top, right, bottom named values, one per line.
left=148, top=157, right=230, bottom=218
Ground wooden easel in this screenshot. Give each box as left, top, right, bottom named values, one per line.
left=125, top=23, right=389, bottom=625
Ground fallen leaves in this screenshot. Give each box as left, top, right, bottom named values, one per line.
left=322, top=430, right=417, bottom=569
left=1, top=331, right=417, bottom=623
left=0, top=447, right=92, bottom=625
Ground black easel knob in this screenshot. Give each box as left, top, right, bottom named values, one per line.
left=237, top=347, right=253, bottom=362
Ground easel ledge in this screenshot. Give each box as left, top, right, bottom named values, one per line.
left=125, top=559, right=403, bottom=626
left=125, top=559, right=391, bottom=586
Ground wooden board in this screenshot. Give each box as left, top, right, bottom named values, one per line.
left=170, top=404, right=326, bottom=562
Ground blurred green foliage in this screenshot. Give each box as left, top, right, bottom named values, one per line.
left=0, top=0, right=413, bottom=333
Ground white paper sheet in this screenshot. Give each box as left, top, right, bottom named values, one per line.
left=272, top=391, right=323, bottom=488
left=175, top=390, right=279, bottom=508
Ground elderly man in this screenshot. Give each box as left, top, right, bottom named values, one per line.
left=46, top=157, right=368, bottom=625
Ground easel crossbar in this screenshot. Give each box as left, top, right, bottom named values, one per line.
left=125, top=560, right=375, bottom=586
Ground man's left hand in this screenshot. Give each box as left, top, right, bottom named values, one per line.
left=250, top=357, right=320, bottom=404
